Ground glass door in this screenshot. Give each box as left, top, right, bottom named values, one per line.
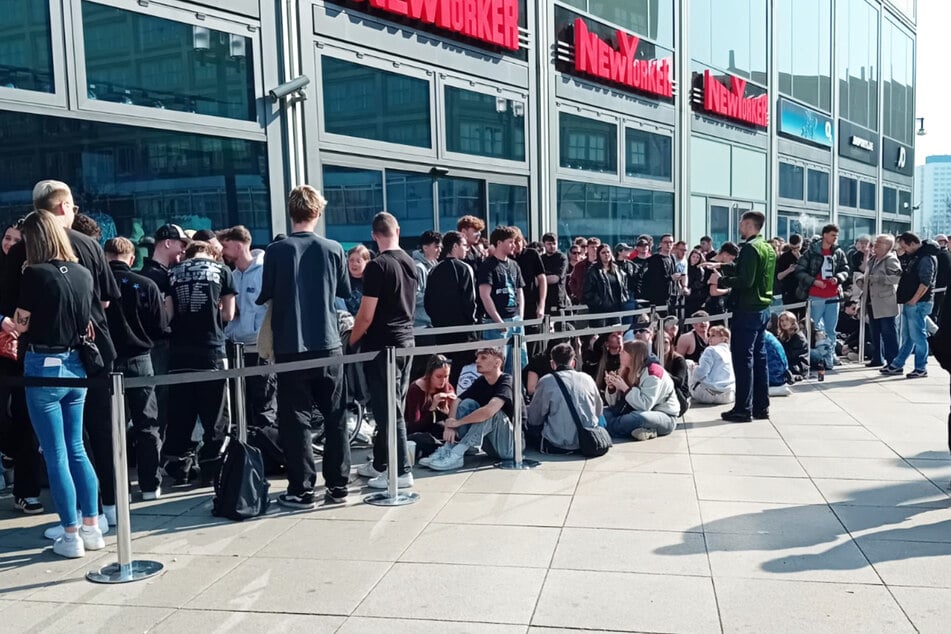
left=708, top=199, right=751, bottom=246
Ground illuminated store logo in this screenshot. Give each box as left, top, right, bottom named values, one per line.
left=573, top=19, right=673, bottom=99
left=699, top=70, right=768, bottom=128
left=896, top=146, right=907, bottom=169
left=850, top=135, right=875, bottom=152
left=359, top=0, right=520, bottom=50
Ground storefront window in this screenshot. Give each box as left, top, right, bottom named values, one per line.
left=0, top=0, right=53, bottom=93
left=838, top=213, right=875, bottom=245
left=438, top=176, right=486, bottom=238
left=625, top=129, right=671, bottom=181
left=559, top=113, right=617, bottom=174
left=0, top=110, right=271, bottom=243
left=563, top=0, right=674, bottom=48
left=807, top=169, right=830, bottom=204
left=882, top=220, right=911, bottom=236
left=859, top=181, right=876, bottom=211
left=778, top=211, right=828, bottom=239
left=882, top=186, right=897, bottom=214
left=386, top=170, right=436, bottom=245
left=837, top=0, right=879, bottom=130
left=322, top=166, right=384, bottom=246
left=776, top=0, right=832, bottom=112
left=691, top=0, right=767, bottom=84
left=779, top=162, right=804, bottom=200
left=882, top=19, right=915, bottom=144
left=445, top=86, right=525, bottom=161
left=81, top=2, right=255, bottom=120
left=839, top=176, right=858, bottom=207
left=898, top=190, right=911, bottom=216
left=322, top=57, right=431, bottom=148
left=489, top=184, right=529, bottom=236
left=556, top=180, right=674, bottom=246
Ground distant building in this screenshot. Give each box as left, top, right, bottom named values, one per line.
left=915, top=156, right=951, bottom=237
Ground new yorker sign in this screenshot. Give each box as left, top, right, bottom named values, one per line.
left=355, top=0, right=520, bottom=50
left=572, top=18, right=673, bottom=99
left=695, top=69, right=769, bottom=128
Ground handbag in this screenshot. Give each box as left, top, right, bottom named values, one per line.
left=0, top=331, right=17, bottom=362
left=551, top=371, right=612, bottom=458
left=58, top=263, right=105, bottom=377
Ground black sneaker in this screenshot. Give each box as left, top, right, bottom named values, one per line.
left=906, top=369, right=928, bottom=379
left=14, top=497, right=43, bottom=514
left=277, top=492, right=316, bottom=510
left=721, top=410, right=752, bottom=423
left=752, top=410, right=770, bottom=420
left=324, top=486, right=349, bottom=505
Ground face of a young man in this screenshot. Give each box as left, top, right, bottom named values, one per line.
left=220, top=239, right=243, bottom=266
left=462, top=227, right=481, bottom=246
left=475, top=352, right=502, bottom=374
left=495, top=238, right=515, bottom=259
left=543, top=240, right=557, bottom=255
left=659, top=237, right=673, bottom=255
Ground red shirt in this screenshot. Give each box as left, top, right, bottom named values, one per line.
left=809, top=248, right=839, bottom=299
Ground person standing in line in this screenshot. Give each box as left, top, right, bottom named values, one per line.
left=412, top=230, right=441, bottom=329
left=457, top=215, right=486, bottom=273
left=709, top=211, right=776, bottom=423
left=540, top=233, right=568, bottom=315
left=513, top=228, right=548, bottom=324
left=350, top=212, right=417, bottom=490
left=642, top=234, right=677, bottom=308
left=775, top=234, right=803, bottom=316
left=795, top=224, right=850, bottom=359
left=568, top=236, right=600, bottom=304
left=857, top=234, right=901, bottom=368
left=477, top=226, right=526, bottom=376
left=219, top=225, right=277, bottom=431
left=104, top=238, right=165, bottom=500
left=256, top=186, right=351, bottom=508
left=425, top=231, right=477, bottom=388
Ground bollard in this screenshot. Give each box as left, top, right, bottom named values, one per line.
left=232, top=342, right=248, bottom=444
left=87, top=373, right=164, bottom=584
left=365, top=347, right=419, bottom=506
left=498, top=332, right=540, bottom=470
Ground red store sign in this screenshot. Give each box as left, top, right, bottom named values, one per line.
left=573, top=18, right=673, bottom=99
left=359, top=0, right=520, bottom=50
left=698, top=69, right=768, bottom=128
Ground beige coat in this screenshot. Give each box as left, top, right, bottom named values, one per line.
left=859, top=252, right=902, bottom=319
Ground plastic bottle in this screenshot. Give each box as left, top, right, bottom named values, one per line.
left=817, top=360, right=825, bottom=382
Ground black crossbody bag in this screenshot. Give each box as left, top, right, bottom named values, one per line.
left=550, top=372, right=612, bottom=458
left=58, top=263, right=105, bottom=377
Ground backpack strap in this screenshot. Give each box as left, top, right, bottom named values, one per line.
left=550, top=371, right=587, bottom=435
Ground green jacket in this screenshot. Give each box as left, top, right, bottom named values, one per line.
left=718, top=235, right=776, bottom=311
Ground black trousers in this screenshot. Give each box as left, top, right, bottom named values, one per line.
left=365, top=349, right=412, bottom=475
left=0, top=358, right=41, bottom=499
left=243, top=351, right=277, bottom=429
left=275, top=348, right=349, bottom=494
left=83, top=360, right=115, bottom=506
left=150, top=340, right=170, bottom=437
left=115, top=354, right=160, bottom=493
left=163, top=350, right=229, bottom=481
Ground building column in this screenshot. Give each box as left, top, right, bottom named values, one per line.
left=675, top=0, right=691, bottom=239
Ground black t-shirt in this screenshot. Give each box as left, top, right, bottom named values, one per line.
left=460, top=373, right=515, bottom=420
left=524, top=352, right=553, bottom=388
left=477, top=256, right=525, bottom=320
left=169, top=257, right=236, bottom=353
left=19, top=261, right=93, bottom=348
left=140, top=258, right=172, bottom=297
left=516, top=249, right=545, bottom=315
left=362, top=249, right=417, bottom=350
left=776, top=250, right=800, bottom=297
left=540, top=251, right=568, bottom=309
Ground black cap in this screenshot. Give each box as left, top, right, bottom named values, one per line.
left=154, top=224, right=188, bottom=242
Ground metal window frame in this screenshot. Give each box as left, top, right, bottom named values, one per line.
left=69, top=0, right=265, bottom=140
left=0, top=0, right=68, bottom=108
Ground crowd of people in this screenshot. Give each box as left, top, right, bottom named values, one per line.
left=1, top=179, right=948, bottom=559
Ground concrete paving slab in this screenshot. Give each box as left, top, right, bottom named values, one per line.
left=687, top=436, right=793, bottom=456
left=777, top=424, right=879, bottom=441
left=889, top=586, right=951, bottom=634
left=697, top=500, right=845, bottom=537
left=401, top=523, right=559, bottom=568
left=131, top=515, right=301, bottom=557
left=551, top=527, right=710, bottom=577
left=256, top=518, right=428, bottom=561
left=580, top=451, right=694, bottom=473
left=433, top=492, right=571, bottom=527
left=812, top=478, right=951, bottom=508
left=682, top=420, right=781, bottom=438
left=690, top=454, right=808, bottom=478
left=566, top=492, right=703, bottom=532
left=858, top=537, right=951, bottom=587
left=574, top=471, right=697, bottom=498
left=341, top=617, right=527, bottom=633
left=295, top=491, right=454, bottom=523
left=459, top=468, right=581, bottom=495
left=832, top=504, right=951, bottom=542
left=782, top=438, right=900, bottom=459
left=152, top=609, right=344, bottom=633
left=797, top=456, right=928, bottom=481
left=0, top=546, right=115, bottom=600
left=0, top=602, right=173, bottom=633
left=695, top=474, right=825, bottom=505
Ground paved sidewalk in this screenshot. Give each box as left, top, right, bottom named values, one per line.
left=1, top=361, right=950, bottom=633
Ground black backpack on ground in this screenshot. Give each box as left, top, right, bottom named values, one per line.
left=212, top=436, right=271, bottom=521
left=551, top=372, right=612, bottom=458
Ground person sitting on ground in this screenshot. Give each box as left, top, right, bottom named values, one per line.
left=526, top=343, right=603, bottom=453
left=423, top=347, right=520, bottom=471
left=662, top=332, right=691, bottom=416
left=525, top=338, right=560, bottom=400
left=675, top=311, right=709, bottom=363
left=764, top=327, right=792, bottom=396
left=593, top=331, right=623, bottom=392
left=662, top=316, right=679, bottom=347
left=405, top=355, right=456, bottom=460
left=689, top=326, right=736, bottom=404
left=774, top=311, right=809, bottom=380
left=602, top=341, right=680, bottom=441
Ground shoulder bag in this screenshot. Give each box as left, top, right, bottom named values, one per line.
left=551, top=371, right=612, bottom=458
left=58, top=263, right=105, bottom=377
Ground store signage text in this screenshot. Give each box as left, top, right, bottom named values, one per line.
left=850, top=135, right=875, bottom=152
left=896, top=146, right=907, bottom=170
left=360, top=0, right=520, bottom=50
left=701, top=70, right=768, bottom=128
left=573, top=19, right=673, bottom=99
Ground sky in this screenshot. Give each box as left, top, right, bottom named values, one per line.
left=914, top=0, right=950, bottom=164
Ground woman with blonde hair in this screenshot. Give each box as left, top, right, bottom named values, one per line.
left=13, top=210, right=104, bottom=558
left=602, top=340, right=680, bottom=441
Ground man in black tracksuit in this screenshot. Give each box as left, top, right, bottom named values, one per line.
left=104, top=238, right=166, bottom=499
left=425, top=231, right=477, bottom=386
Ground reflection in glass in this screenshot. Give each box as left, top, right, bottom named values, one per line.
left=0, top=0, right=53, bottom=93
left=777, top=0, right=831, bottom=111
left=625, top=129, right=671, bottom=181
left=488, top=184, right=529, bottom=237
left=438, top=176, right=486, bottom=238
left=386, top=170, right=436, bottom=245
left=556, top=180, right=674, bottom=246
left=322, top=166, right=385, bottom=247
left=584, top=0, right=674, bottom=48
left=807, top=169, right=830, bottom=204
left=882, top=186, right=897, bottom=214
left=898, top=190, right=911, bottom=217
left=859, top=181, right=876, bottom=211
left=838, top=176, right=858, bottom=208
left=691, top=0, right=767, bottom=83
left=81, top=2, right=254, bottom=120
left=779, top=162, right=804, bottom=200
left=322, top=57, right=431, bottom=148
left=838, top=0, right=879, bottom=129
left=882, top=19, right=915, bottom=144
left=778, top=211, right=828, bottom=239
left=559, top=113, right=617, bottom=174
left=445, top=86, right=525, bottom=161
left=882, top=220, right=911, bottom=236
left=838, top=213, right=875, bottom=246
left=0, top=110, right=271, bottom=243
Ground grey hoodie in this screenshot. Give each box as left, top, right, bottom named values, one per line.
left=412, top=249, right=436, bottom=328
left=225, top=249, right=267, bottom=347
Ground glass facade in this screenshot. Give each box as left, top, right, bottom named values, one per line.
left=882, top=19, right=915, bottom=144
left=776, top=0, right=832, bottom=112
left=690, top=0, right=768, bottom=84
left=779, top=162, right=804, bottom=200
left=778, top=211, right=828, bottom=239
left=625, top=128, right=672, bottom=181
left=860, top=180, right=876, bottom=211
left=839, top=176, right=858, bottom=208
left=0, top=0, right=53, bottom=93
left=556, top=180, right=673, bottom=245
left=837, top=0, right=879, bottom=130
left=807, top=169, right=830, bottom=204
left=559, top=113, right=617, bottom=174
left=81, top=2, right=255, bottom=120
left=839, top=213, right=876, bottom=244
left=561, top=0, right=674, bottom=48
left=489, top=184, right=529, bottom=237
left=0, top=110, right=271, bottom=243
left=445, top=86, right=525, bottom=161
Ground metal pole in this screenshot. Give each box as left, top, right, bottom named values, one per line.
left=498, top=332, right=539, bottom=470
left=804, top=309, right=813, bottom=380
left=232, top=342, right=248, bottom=444
left=365, top=347, right=419, bottom=506
left=87, top=373, right=163, bottom=584
left=858, top=287, right=867, bottom=366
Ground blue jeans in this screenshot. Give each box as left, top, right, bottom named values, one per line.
left=892, top=301, right=933, bottom=371
left=454, top=398, right=518, bottom=459
left=482, top=317, right=528, bottom=377
left=869, top=315, right=899, bottom=366
left=810, top=297, right=839, bottom=343
left=730, top=309, right=770, bottom=417
left=603, top=404, right=676, bottom=438
left=24, top=350, right=97, bottom=528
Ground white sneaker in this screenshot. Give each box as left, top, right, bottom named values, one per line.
left=102, top=505, right=117, bottom=526
left=52, top=534, right=84, bottom=558
left=367, top=472, right=415, bottom=489
left=142, top=487, right=162, bottom=501
left=78, top=525, right=105, bottom=551
left=419, top=444, right=453, bottom=468
left=428, top=450, right=465, bottom=472
left=631, top=428, right=658, bottom=442
left=356, top=461, right=384, bottom=479
left=44, top=514, right=109, bottom=540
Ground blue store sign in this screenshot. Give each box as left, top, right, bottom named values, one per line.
left=777, top=98, right=834, bottom=148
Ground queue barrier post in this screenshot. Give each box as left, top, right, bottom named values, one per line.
left=497, top=330, right=539, bottom=471
left=87, top=373, right=164, bottom=584
left=804, top=307, right=813, bottom=380
left=232, top=342, right=248, bottom=444
left=365, top=346, right=420, bottom=507
left=858, top=289, right=867, bottom=367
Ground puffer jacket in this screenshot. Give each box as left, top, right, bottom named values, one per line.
left=582, top=264, right=629, bottom=314
left=794, top=240, right=850, bottom=300
left=896, top=240, right=939, bottom=304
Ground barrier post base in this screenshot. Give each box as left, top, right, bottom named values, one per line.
left=496, top=458, right=541, bottom=470
left=87, top=560, right=164, bottom=584
left=364, top=491, right=420, bottom=506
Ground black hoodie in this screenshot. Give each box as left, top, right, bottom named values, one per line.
left=897, top=240, right=939, bottom=304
